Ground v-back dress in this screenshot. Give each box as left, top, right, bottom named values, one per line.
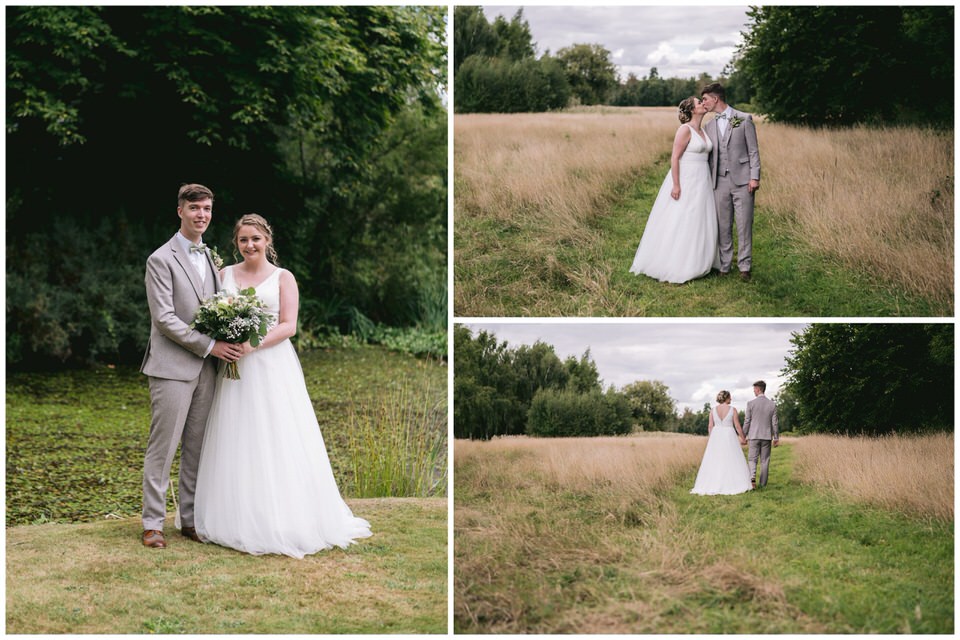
left=194, top=266, right=372, bottom=557
left=690, top=405, right=752, bottom=496
left=630, top=124, right=720, bottom=283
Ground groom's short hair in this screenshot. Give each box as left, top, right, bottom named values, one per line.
left=753, top=380, right=766, bottom=392
left=701, top=82, right=726, bottom=101
left=178, top=183, right=214, bottom=208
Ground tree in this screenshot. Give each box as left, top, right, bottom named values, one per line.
left=782, top=324, right=953, bottom=434
left=621, top=380, right=676, bottom=431
left=453, top=6, right=498, bottom=73
left=564, top=349, right=602, bottom=394
left=674, top=403, right=711, bottom=436
left=556, top=43, right=618, bottom=105
left=6, top=6, right=447, bottom=366
left=734, top=6, right=953, bottom=124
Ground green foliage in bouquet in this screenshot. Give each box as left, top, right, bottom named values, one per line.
left=190, top=287, right=272, bottom=379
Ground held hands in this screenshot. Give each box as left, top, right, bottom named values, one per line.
left=211, top=340, right=243, bottom=363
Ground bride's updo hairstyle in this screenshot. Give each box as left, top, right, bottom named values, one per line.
left=233, top=213, right=280, bottom=265
left=678, top=96, right=697, bottom=124
left=716, top=390, right=731, bottom=404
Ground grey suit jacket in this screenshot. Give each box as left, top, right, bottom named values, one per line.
left=140, top=235, right=221, bottom=381
left=744, top=394, right=779, bottom=441
left=704, top=108, right=761, bottom=189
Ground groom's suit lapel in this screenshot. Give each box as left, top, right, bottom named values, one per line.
left=168, top=236, right=205, bottom=302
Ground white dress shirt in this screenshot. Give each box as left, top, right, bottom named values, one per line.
left=717, top=106, right=734, bottom=139
left=175, top=231, right=215, bottom=357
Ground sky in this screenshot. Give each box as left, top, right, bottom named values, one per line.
left=461, top=322, right=808, bottom=413
left=481, top=5, right=753, bottom=80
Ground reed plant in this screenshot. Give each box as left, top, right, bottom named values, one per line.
left=791, top=432, right=953, bottom=520
left=347, top=377, right=447, bottom=498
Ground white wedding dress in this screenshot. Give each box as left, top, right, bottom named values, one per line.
left=690, top=405, right=752, bottom=495
left=630, top=123, right=720, bottom=283
left=194, top=266, right=371, bottom=558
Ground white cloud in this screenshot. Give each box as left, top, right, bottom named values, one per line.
left=460, top=322, right=806, bottom=413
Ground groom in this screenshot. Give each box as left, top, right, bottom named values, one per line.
left=140, top=183, right=242, bottom=548
left=701, top=83, right=761, bottom=282
left=743, top=380, right=779, bottom=489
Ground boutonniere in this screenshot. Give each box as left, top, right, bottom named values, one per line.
left=730, top=116, right=745, bottom=129
left=209, top=246, right=224, bottom=270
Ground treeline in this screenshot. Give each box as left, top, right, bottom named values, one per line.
left=454, top=7, right=724, bottom=113
left=454, top=5, right=953, bottom=126
left=782, top=324, right=953, bottom=435
left=7, top=6, right=447, bottom=368
left=455, top=326, right=683, bottom=440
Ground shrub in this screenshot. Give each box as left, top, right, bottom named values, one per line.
left=526, top=388, right=632, bottom=437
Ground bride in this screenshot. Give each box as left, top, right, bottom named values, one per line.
left=630, top=96, right=720, bottom=283
left=690, top=390, right=752, bottom=495
left=193, top=214, right=371, bottom=558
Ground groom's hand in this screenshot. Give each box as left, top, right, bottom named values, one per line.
left=211, top=340, right=243, bottom=363
left=748, top=179, right=760, bottom=194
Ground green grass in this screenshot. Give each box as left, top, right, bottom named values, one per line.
left=454, top=156, right=946, bottom=316
left=6, top=346, right=448, bottom=633
left=454, top=443, right=953, bottom=633
left=6, top=345, right=447, bottom=526
left=7, top=499, right=447, bottom=634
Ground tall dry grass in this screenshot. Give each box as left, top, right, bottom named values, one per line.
left=792, top=432, right=953, bottom=520
left=455, top=433, right=703, bottom=496
left=760, top=123, right=953, bottom=307
left=454, top=108, right=678, bottom=307
left=454, top=435, right=818, bottom=633
left=455, top=108, right=678, bottom=242
left=455, top=108, right=953, bottom=312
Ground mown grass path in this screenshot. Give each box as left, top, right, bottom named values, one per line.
left=599, top=158, right=945, bottom=316
left=7, top=499, right=447, bottom=634
left=454, top=442, right=953, bottom=633
left=667, top=445, right=953, bottom=633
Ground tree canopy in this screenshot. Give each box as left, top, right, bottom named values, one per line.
left=733, top=6, right=953, bottom=124
left=782, top=324, right=953, bottom=434
left=7, top=6, right=447, bottom=367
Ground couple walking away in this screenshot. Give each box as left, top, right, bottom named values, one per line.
left=691, top=381, right=779, bottom=496
left=140, top=183, right=371, bottom=558
left=631, top=82, right=761, bottom=284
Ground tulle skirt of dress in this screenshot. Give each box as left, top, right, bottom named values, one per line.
left=690, top=426, right=753, bottom=496
left=630, top=159, right=720, bottom=283
left=195, top=340, right=372, bottom=558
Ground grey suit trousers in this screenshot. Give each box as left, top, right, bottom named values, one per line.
left=715, top=173, right=755, bottom=273
left=142, top=359, right=217, bottom=530
left=747, top=439, right=772, bottom=487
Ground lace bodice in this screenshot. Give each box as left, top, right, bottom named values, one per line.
left=681, top=124, right=712, bottom=161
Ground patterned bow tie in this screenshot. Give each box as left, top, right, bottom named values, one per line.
left=189, top=242, right=206, bottom=254
left=715, top=113, right=729, bottom=120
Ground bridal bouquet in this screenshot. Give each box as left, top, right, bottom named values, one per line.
left=191, top=288, right=272, bottom=379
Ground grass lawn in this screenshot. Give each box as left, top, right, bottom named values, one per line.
left=6, top=345, right=449, bottom=633
left=7, top=499, right=446, bottom=634
left=454, top=441, right=953, bottom=633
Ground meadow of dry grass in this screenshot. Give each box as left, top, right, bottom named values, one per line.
left=760, top=123, right=953, bottom=307
left=454, top=107, right=953, bottom=316
left=792, top=432, right=953, bottom=520
left=454, top=433, right=953, bottom=633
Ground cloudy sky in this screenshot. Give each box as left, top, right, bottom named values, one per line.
left=482, top=5, right=752, bottom=79
left=461, top=322, right=807, bottom=412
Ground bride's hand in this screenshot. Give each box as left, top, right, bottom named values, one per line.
left=240, top=341, right=257, bottom=356
left=671, top=185, right=681, bottom=200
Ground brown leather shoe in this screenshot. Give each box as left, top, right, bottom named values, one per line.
left=142, top=529, right=166, bottom=548
left=739, top=270, right=752, bottom=282
left=181, top=526, right=202, bottom=543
